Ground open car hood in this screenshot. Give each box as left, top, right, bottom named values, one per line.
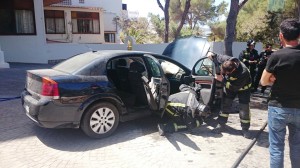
left=162, top=37, right=211, bottom=70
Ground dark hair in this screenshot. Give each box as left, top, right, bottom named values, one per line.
left=265, top=43, right=272, bottom=48
left=280, top=18, right=300, bottom=41
left=221, top=60, right=237, bottom=74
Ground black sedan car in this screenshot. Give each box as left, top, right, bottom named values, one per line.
left=22, top=49, right=221, bottom=138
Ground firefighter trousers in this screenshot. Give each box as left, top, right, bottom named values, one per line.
left=162, top=107, right=202, bottom=133
left=217, top=89, right=251, bottom=130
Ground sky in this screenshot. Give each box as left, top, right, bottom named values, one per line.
left=123, top=0, right=230, bottom=18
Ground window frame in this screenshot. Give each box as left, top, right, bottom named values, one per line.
left=71, top=11, right=100, bottom=34
left=104, top=32, right=116, bottom=43
left=44, top=10, right=66, bottom=34
left=0, top=0, right=36, bottom=35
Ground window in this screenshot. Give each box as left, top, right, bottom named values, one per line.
left=145, top=57, right=162, bottom=78
left=193, top=58, right=215, bottom=76
left=44, top=10, right=65, bottom=34
left=0, top=0, right=36, bottom=35
left=59, top=0, right=72, bottom=5
left=79, top=0, right=84, bottom=4
left=71, top=11, right=100, bottom=34
left=105, top=33, right=115, bottom=43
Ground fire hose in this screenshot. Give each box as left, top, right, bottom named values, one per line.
left=231, top=121, right=268, bottom=168
left=0, top=96, right=21, bottom=102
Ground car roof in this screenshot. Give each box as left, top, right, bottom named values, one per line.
left=52, top=50, right=164, bottom=75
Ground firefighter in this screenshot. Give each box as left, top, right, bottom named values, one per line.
left=157, top=84, right=210, bottom=136
left=239, top=39, right=260, bottom=90
left=208, top=52, right=252, bottom=139
left=252, top=43, right=273, bottom=93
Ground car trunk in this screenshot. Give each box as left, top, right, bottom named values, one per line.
left=26, top=69, right=68, bottom=97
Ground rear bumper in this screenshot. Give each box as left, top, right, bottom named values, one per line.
left=21, top=91, right=80, bottom=128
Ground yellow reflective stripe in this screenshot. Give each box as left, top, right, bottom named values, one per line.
left=241, top=119, right=250, bottom=123
left=220, top=113, right=229, bottom=117
left=226, top=82, right=230, bottom=89
left=165, top=108, right=176, bottom=116
left=167, top=102, right=186, bottom=107
left=229, top=77, right=237, bottom=81
left=174, top=123, right=178, bottom=131
left=239, top=83, right=252, bottom=91
left=196, top=120, right=200, bottom=127
left=177, top=125, right=187, bottom=129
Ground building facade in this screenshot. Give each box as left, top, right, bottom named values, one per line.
left=0, top=0, right=124, bottom=63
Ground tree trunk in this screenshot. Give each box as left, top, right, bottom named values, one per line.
left=157, top=0, right=170, bottom=43
left=224, top=0, right=248, bottom=56
left=174, top=0, right=191, bottom=39
left=224, top=0, right=239, bottom=56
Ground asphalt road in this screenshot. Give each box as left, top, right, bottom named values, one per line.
left=0, top=64, right=291, bottom=168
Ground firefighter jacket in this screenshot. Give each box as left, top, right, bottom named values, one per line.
left=239, top=48, right=260, bottom=69
left=165, top=88, right=199, bottom=118
left=214, top=54, right=252, bottom=93
left=258, top=50, right=273, bottom=68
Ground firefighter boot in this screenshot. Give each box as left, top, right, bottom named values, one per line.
left=212, top=123, right=226, bottom=134
left=157, top=123, right=175, bottom=136
left=242, top=129, right=251, bottom=139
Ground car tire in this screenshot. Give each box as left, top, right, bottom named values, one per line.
left=81, top=102, right=119, bottom=138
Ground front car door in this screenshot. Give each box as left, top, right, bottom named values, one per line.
left=192, top=57, right=221, bottom=106
left=143, top=54, right=170, bottom=115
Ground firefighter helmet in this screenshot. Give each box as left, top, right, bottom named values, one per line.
left=247, top=39, right=256, bottom=46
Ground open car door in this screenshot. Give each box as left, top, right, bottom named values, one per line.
left=143, top=55, right=170, bottom=115
left=192, top=57, right=217, bottom=106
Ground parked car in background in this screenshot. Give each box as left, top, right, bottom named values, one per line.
left=22, top=39, right=222, bottom=138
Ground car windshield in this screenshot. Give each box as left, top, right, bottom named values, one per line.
left=163, top=37, right=210, bottom=70
left=53, top=52, right=99, bottom=74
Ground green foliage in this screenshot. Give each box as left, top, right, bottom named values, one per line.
left=117, top=16, right=162, bottom=44
left=236, top=0, right=299, bottom=47
left=236, top=0, right=268, bottom=42
left=208, top=21, right=226, bottom=41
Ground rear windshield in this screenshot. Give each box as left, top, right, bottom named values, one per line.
left=53, top=52, right=99, bottom=74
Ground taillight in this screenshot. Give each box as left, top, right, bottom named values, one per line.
left=41, top=77, right=59, bottom=99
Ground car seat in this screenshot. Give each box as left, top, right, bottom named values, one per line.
left=128, top=61, right=149, bottom=106
left=116, top=59, right=129, bottom=91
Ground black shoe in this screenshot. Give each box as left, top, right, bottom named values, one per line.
left=251, top=88, right=257, bottom=93
left=242, top=129, right=251, bottom=139
left=212, top=124, right=225, bottom=134
left=158, top=124, right=165, bottom=136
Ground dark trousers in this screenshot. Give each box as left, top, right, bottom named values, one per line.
left=249, top=66, right=257, bottom=87
left=253, top=66, right=267, bottom=93
left=217, top=89, right=251, bottom=130
left=162, top=107, right=201, bottom=133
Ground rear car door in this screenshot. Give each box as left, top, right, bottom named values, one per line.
left=192, top=57, right=218, bottom=105
left=143, top=54, right=170, bottom=115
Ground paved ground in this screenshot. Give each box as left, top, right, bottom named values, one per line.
left=0, top=64, right=292, bottom=168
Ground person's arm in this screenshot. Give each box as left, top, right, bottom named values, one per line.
left=207, top=52, right=231, bottom=64
left=261, top=52, right=277, bottom=86
left=260, top=69, right=276, bottom=86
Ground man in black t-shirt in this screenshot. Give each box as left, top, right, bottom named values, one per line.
left=260, top=18, right=300, bottom=168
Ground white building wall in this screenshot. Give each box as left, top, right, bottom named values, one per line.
left=211, top=42, right=263, bottom=58
left=0, top=0, right=49, bottom=63
left=99, top=0, right=122, bottom=14
left=44, top=6, right=105, bottom=44
left=71, top=0, right=101, bottom=7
